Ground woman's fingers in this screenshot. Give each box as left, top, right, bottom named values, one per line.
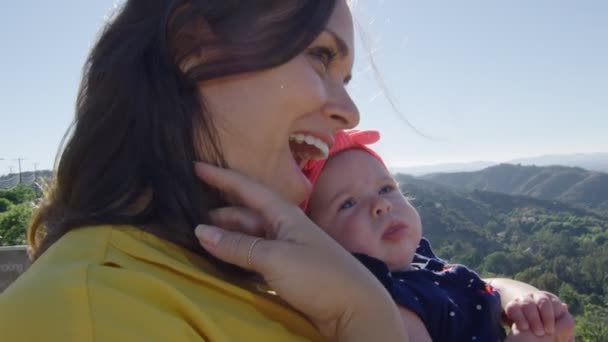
left=209, top=207, right=267, bottom=237
left=195, top=224, right=270, bottom=273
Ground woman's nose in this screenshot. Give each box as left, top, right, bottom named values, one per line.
left=322, top=86, right=360, bottom=129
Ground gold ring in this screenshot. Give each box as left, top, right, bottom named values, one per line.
left=247, top=238, right=263, bottom=268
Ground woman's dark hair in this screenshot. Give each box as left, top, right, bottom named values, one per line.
left=28, top=0, right=338, bottom=260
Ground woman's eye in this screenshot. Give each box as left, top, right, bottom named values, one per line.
left=338, top=198, right=356, bottom=211
left=308, top=46, right=338, bottom=70
left=379, top=185, right=395, bottom=195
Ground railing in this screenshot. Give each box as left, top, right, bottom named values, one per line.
left=0, top=246, right=30, bottom=293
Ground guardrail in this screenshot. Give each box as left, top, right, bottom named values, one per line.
left=0, top=246, right=30, bottom=293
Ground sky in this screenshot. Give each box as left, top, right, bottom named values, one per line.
left=0, top=0, right=606, bottom=175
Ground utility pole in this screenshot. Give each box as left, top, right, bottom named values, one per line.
left=1, top=158, right=27, bottom=183
left=16, top=158, right=24, bottom=184
left=34, top=163, right=38, bottom=182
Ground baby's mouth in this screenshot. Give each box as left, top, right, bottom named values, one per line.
left=289, top=133, right=330, bottom=169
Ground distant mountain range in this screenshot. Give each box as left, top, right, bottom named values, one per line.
left=509, top=153, right=608, bottom=172
left=395, top=173, right=607, bottom=255
left=416, top=163, right=608, bottom=212
left=391, top=152, right=608, bottom=175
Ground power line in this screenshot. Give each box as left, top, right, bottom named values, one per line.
left=0, top=157, right=32, bottom=185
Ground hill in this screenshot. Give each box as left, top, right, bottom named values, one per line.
left=0, top=170, right=52, bottom=190
left=390, top=161, right=496, bottom=176
left=390, top=152, right=608, bottom=175
left=419, top=164, right=608, bottom=212
left=510, top=152, right=608, bottom=173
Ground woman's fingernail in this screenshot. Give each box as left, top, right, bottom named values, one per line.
left=195, top=225, right=222, bottom=246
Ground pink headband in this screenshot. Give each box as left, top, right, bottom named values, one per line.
left=300, top=129, right=386, bottom=210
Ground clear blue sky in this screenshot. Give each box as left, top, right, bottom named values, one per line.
left=1, top=0, right=606, bottom=175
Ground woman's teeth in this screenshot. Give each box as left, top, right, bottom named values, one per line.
left=288, top=133, right=330, bottom=160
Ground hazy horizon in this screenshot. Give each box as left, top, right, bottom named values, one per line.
left=2, top=151, right=607, bottom=178
left=389, top=151, right=608, bottom=168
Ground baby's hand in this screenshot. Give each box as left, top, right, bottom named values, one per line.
left=504, top=291, right=572, bottom=338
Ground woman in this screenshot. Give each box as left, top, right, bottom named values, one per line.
left=0, top=0, right=408, bottom=341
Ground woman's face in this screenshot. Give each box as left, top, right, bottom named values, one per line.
left=197, top=0, right=359, bottom=205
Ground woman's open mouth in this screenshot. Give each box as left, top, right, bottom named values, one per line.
left=288, top=133, right=330, bottom=169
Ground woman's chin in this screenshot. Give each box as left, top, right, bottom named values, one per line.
left=266, top=160, right=312, bottom=205
left=289, top=161, right=313, bottom=204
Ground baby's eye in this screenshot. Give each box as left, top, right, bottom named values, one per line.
left=338, top=198, right=356, bottom=211
left=379, top=185, right=395, bottom=195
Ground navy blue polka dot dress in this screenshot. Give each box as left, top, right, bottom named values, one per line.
left=354, top=238, right=506, bottom=342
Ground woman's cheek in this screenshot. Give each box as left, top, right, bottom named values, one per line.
left=289, top=57, right=328, bottom=107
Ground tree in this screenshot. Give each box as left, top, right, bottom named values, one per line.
left=576, top=304, right=608, bottom=342
left=0, top=198, right=12, bottom=213
left=530, top=273, right=561, bottom=295
left=0, top=184, right=35, bottom=204
left=482, top=251, right=513, bottom=275
left=0, top=203, right=33, bottom=246
left=558, top=283, right=583, bottom=316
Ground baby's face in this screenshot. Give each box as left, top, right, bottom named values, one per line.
left=307, top=149, right=422, bottom=271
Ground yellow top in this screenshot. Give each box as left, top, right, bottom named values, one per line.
left=0, top=225, right=325, bottom=341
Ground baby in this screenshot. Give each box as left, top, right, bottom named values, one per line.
left=302, top=130, right=572, bottom=342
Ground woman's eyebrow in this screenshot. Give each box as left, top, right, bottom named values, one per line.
left=324, top=29, right=350, bottom=58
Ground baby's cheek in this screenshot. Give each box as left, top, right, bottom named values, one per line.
left=332, top=218, right=365, bottom=252
left=347, top=226, right=380, bottom=256
left=319, top=217, right=351, bottom=247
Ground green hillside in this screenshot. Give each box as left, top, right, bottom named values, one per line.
left=397, top=174, right=608, bottom=339
left=421, top=164, right=608, bottom=212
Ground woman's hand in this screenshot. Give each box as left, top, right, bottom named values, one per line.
left=193, top=162, right=408, bottom=342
